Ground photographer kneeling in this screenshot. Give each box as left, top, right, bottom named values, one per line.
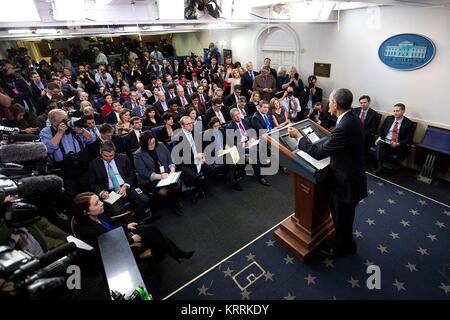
left=40, top=109, right=92, bottom=199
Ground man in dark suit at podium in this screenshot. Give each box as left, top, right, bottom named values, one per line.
left=288, top=88, right=367, bottom=257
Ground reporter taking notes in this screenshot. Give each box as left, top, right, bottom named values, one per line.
left=288, top=88, right=367, bottom=257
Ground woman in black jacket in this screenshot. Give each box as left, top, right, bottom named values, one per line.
left=73, top=192, right=193, bottom=263
left=134, top=131, right=183, bottom=215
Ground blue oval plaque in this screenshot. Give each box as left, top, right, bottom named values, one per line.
left=378, top=33, right=435, bottom=70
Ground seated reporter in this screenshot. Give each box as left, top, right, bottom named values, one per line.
left=73, top=192, right=194, bottom=264
left=204, top=117, right=242, bottom=191
left=88, top=140, right=151, bottom=222
left=10, top=103, right=39, bottom=134
left=87, top=123, right=126, bottom=162
left=374, top=103, right=415, bottom=173
left=134, top=131, right=183, bottom=216
left=173, top=116, right=215, bottom=204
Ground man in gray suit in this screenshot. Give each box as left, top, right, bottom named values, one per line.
left=131, top=96, right=148, bottom=118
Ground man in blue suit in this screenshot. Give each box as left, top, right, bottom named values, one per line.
left=288, top=88, right=367, bottom=257
left=229, top=108, right=270, bottom=186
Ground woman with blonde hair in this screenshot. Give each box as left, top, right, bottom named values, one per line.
left=270, top=97, right=290, bottom=128
left=117, top=109, right=132, bottom=135
left=246, top=91, right=261, bottom=116
left=225, top=68, right=242, bottom=94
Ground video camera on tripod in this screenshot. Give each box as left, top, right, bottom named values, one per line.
left=0, top=236, right=93, bottom=300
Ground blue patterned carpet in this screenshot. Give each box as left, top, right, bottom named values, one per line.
left=165, top=174, right=450, bottom=300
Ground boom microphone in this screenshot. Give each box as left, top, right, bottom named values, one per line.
left=16, top=175, right=64, bottom=199
left=0, top=142, right=48, bottom=164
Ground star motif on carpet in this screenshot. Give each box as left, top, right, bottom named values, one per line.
left=405, top=262, right=418, bottom=272
left=245, top=253, right=256, bottom=261
left=222, top=267, right=234, bottom=278
left=264, top=271, right=274, bottom=281
left=417, top=247, right=429, bottom=256
left=240, top=289, right=251, bottom=300
left=368, top=189, right=375, bottom=195
left=389, top=231, right=400, bottom=240
left=377, top=182, right=384, bottom=187
left=439, top=283, right=450, bottom=294
left=377, top=208, right=386, bottom=215
left=348, top=276, right=360, bottom=288
left=443, top=210, right=450, bottom=217
left=265, top=239, right=275, bottom=247
left=284, top=255, right=294, bottom=264
left=418, top=199, right=427, bottom=205
left=304, top=274, right=317, bottom=285
left=366, top=218, right=375, bottom=226
left=197, top=284, right=213, bottom=296
left=353, top=230, right=363, bottom=238
left=426, top=233, right=438, bottom=241
left=435, top=221, right=446, bottom=229
left=284, top=292, right=296, bottom=300
left=400, top=219, right=411, bottom=227
left=322, top=258, right=334, bottom=268
left=387, top=198, right=396, bottom=205
left=377, top=244, right=388, bottom=254
left=396, top=190, right=405, bottom=195
left=392, top=279, right=407, bottom=292
left=409, top=209, right=420, bottom=216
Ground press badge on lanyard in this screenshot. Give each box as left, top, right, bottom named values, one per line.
left=159, top=165, right=165, bottom=173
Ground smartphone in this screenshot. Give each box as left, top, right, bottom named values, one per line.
left=135, top=187, right=143, bottom=195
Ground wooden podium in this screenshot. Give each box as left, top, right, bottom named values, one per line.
left=264, top=120, right=334, bottom=262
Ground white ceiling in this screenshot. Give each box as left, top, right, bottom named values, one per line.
left=0, top=0, right=448, bottom=40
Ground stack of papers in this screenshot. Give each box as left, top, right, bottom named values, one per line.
left=296, top=151, right=330, bottom=170
left=247, top=139, right=260, bottom=149
left=217, top=146, right=240, bottom=165
left=104, top=191, right=123, bottom=205
left=156, top=171, right=182, bottom=187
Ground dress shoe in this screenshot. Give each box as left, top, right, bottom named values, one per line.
left=173, top=250, right=195, bottom=264
left=231, top=182, right=243, bottom=191
left=257, top=177, right=271, bottom=187
left=200, top=190, right=207, bottom=199
left=280, top=167, right=289, bottom=175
